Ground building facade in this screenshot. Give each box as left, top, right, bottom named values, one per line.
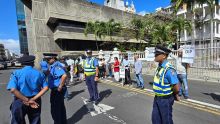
left=157, top=3, right=220, bottom=68
left=21, top=0, right=140, bottom=65
left=104, top=0, right=136, bottom=13
left=15, top=0, right=28, bottom=55
left=0, top=44, right=6, bottom=60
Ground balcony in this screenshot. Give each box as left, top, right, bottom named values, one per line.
left=54, top=25, right=125, bottom=42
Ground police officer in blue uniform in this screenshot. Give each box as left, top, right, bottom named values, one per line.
left=40, top=57, right=49, bottom=76
left=44, top=53, right=67, bottom=124
left=84, top=50, right=100, bottom=103
left=152, top=45, right=180, bottom=124
left=7, top=55, right=49, bottom=124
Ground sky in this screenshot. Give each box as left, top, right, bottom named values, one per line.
left=0, top=0, right=171, bottom=54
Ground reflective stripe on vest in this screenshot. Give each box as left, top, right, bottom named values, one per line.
left=84, top=57, right=96, bottom=76
left=153, top=62, right=174, bottom=96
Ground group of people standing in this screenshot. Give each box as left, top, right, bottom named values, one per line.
left=6, top=45, right=189, bottom=124
left=7, top=50, right=100, bottom=124
left=96, top=54, right=145, bottom=90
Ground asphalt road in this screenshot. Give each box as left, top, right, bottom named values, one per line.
left=1, top=68, right=220, bottom=124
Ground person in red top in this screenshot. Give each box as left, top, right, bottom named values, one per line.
left=113, top=57, right=120, bottom=81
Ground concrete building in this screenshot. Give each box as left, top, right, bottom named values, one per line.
left=15, top=0, right=28, bottom=55
left=0, top=44, right=6, bottom=60
left=21, top=0, right=140, bottom=65
left=5, top=49, right=13, bottom=60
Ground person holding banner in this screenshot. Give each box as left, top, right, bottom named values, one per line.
left=170, top=48, right=189, bottom=99
left=176, top=48, right=189, bottom=99
left=122, top=55, right=132, bottom=86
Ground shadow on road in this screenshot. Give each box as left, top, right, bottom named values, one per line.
left=67, top=89, right=85, bottom=101
left=96, top=89, right=112, bottom=104
left=73, top=80, right=84, bottom=86
left=67, top=105, right=88, bottom=124
left=203, top=92, right=220, bottom=102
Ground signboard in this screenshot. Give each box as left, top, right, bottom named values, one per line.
left=145, top=47, right=155, bottom=61
left=127, top=52, right=134, bottom=64
left=181, top=45, right=195, bottom=63
left=104, top=53, right=110, bottom=62
left=119, top=66, right=125, bottom=78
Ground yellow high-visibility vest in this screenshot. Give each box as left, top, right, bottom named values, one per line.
left=153, top=62, right=174, bottom=96
left=84, top=57, right=96, bottom=76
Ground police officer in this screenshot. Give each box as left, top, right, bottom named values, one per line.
left=152, top=45, right=180, bottom=124
left=84, top=50, right=100, bottom=103
left=40, top=57, right=49, bottom=76
left=7, top=55, right=49, bottom=124
left=43, top=53, right=67, bottom=124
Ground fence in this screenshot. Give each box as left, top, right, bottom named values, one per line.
left=124, top=49, right=220, bottom=82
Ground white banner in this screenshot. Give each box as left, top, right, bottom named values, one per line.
left=145, top=47, right=155, bottom=61
left=119, top=66, right=125, bottom=78
left=127, top=52, right=134, bottom=63
left=181, top=45, right=195, bottom=63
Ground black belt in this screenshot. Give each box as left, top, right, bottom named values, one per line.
left=155, top=94, right=173, bottom=99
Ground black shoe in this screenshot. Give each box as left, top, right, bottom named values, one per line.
left=184, top=96, right=189, bottom=99
left=140, top=87, right=144, bottom=90
left=136, top=86, right=140, bottom=88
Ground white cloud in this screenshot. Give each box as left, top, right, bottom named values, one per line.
left=138, top=11, right=149, bottom=16
left=0, top=39, right=20, bottom=54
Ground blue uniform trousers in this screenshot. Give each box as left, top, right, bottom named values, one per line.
left=85, top=75, right=99, bottom=101
left=10, top=97, right=41, bottom=124
left=50, top=87, right=67, bottom=124
left=152, top=95, right=174, bottom=124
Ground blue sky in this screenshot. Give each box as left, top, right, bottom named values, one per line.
left=0, top=0, right=171, bottom=54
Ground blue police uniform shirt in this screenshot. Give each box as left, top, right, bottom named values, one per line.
left=159, top=60, right=179, bottom=85
left=7, top=66, right=48, bottom=97
left=48, top=61, right=66, bottom=88
left=86, top=57, right=99, bottom=67
left=40, top=60, right=48, bottom=71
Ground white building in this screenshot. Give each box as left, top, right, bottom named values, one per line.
left=104, top=0, right=136, bottom=13
left=157, top=2, right=220, bottom=67
left=5, top=49, right=13, bottom=60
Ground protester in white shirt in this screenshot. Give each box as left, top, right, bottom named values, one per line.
left=171, top=48, right=189, bottom=99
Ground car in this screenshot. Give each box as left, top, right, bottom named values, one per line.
left=14, top=61, right=22, bottom=67
left=5, top=61, right=12, bottom=67
left=0, top=60, right=7, bottom=69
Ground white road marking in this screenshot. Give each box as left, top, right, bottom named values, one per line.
left=81, top=97, right=126, bottom=123
left=82, top=97, right=114, bottom=116
left=186, top=99, right=220, bottom=109
left=214, top=92, right=220, bottom=96
left=102, top=79, right=220, bottom=110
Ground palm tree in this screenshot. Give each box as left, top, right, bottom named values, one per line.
left=105, top=19, right=122, bottom=41
left=152, top=23, right=175, bottom=45
left=130, top=17, right=146, bottom=41
left=84, top=19, right=122, bottom=51
left=172, top=17, right=192, bottom=49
